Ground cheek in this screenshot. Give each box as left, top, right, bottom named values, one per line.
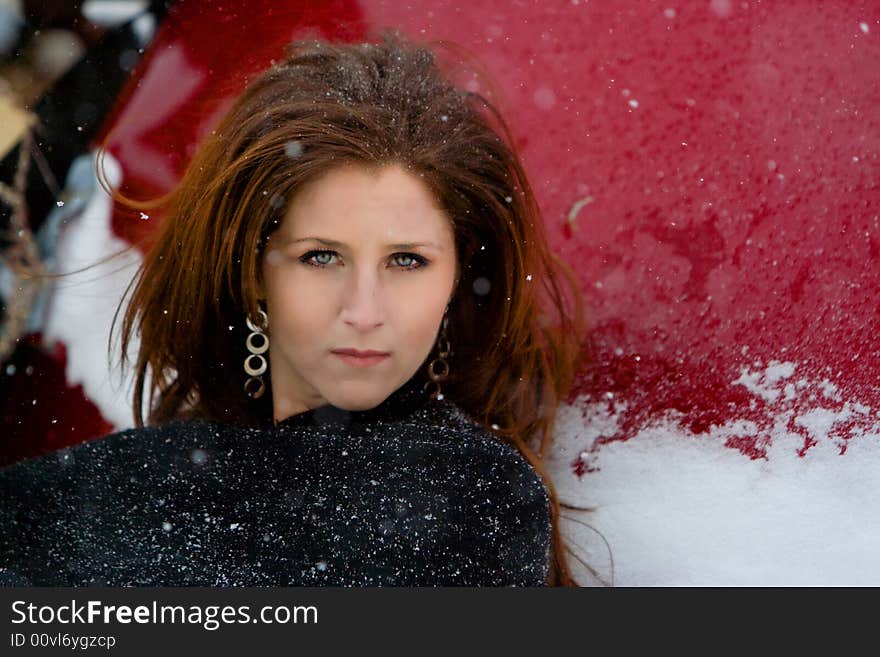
left=263, top=268, right=329, bottom=347
left=391, top=280, right=450, bottom=355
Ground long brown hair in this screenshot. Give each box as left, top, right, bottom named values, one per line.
left=98, top=29, right=594, bottom=586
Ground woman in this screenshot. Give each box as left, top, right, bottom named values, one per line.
left=0, top=30, right=588, bottom=586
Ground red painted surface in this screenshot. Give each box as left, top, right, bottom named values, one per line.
left=0, top=336, right=113, bottom=465
left=2, top=0, right=878, bottom=467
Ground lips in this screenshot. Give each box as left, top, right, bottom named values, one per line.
left=331, top=349, right=390, bottom=368
left=331, top=348, right=390, bottom=357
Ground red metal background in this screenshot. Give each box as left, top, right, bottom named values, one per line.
left=2, top=0, right=877, bottom=471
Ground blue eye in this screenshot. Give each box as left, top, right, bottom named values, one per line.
left=391, top=253, right=428, bottom=269
left=300, top=250, right=428, bottom=270
left=300, top=250, right=337, bottom=267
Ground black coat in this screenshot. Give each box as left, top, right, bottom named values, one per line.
left=0, top=378, right=552, bottom=586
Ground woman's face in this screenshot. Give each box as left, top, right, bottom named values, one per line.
left=261, top=162, right=458, bottom=421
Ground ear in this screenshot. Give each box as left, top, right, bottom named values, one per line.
left=448, top=266, right=461, bottom=307
left=255, top=270, right=268, bottom=303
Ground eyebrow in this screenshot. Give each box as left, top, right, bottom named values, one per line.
left=284, top=236, right=444, bottom=250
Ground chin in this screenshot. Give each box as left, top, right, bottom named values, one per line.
left=326, top=388, right=391, bottom=412
left=333, top=398, right=385, bottom=412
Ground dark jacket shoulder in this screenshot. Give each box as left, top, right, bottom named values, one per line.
left=0, top=402, right=552, bottom=586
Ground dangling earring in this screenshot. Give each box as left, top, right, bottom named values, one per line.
left=244, top=308, right=269, bottom=399
left=423, top=310, right=451, bottom=401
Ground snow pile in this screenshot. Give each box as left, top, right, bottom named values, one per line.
left=41, top=150, right=143, bottom=429
left=549, top=360, right=880, bottom=586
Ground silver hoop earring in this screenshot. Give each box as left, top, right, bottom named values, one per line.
left=423, top=313, right=451, bottom=401
left=244, top=309, right=269, bottom=399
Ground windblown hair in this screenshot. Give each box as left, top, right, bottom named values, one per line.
left=98, top=30, right=591, bottom=586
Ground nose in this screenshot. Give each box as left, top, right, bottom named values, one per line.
left=339, top=266, right=385, bottom=330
